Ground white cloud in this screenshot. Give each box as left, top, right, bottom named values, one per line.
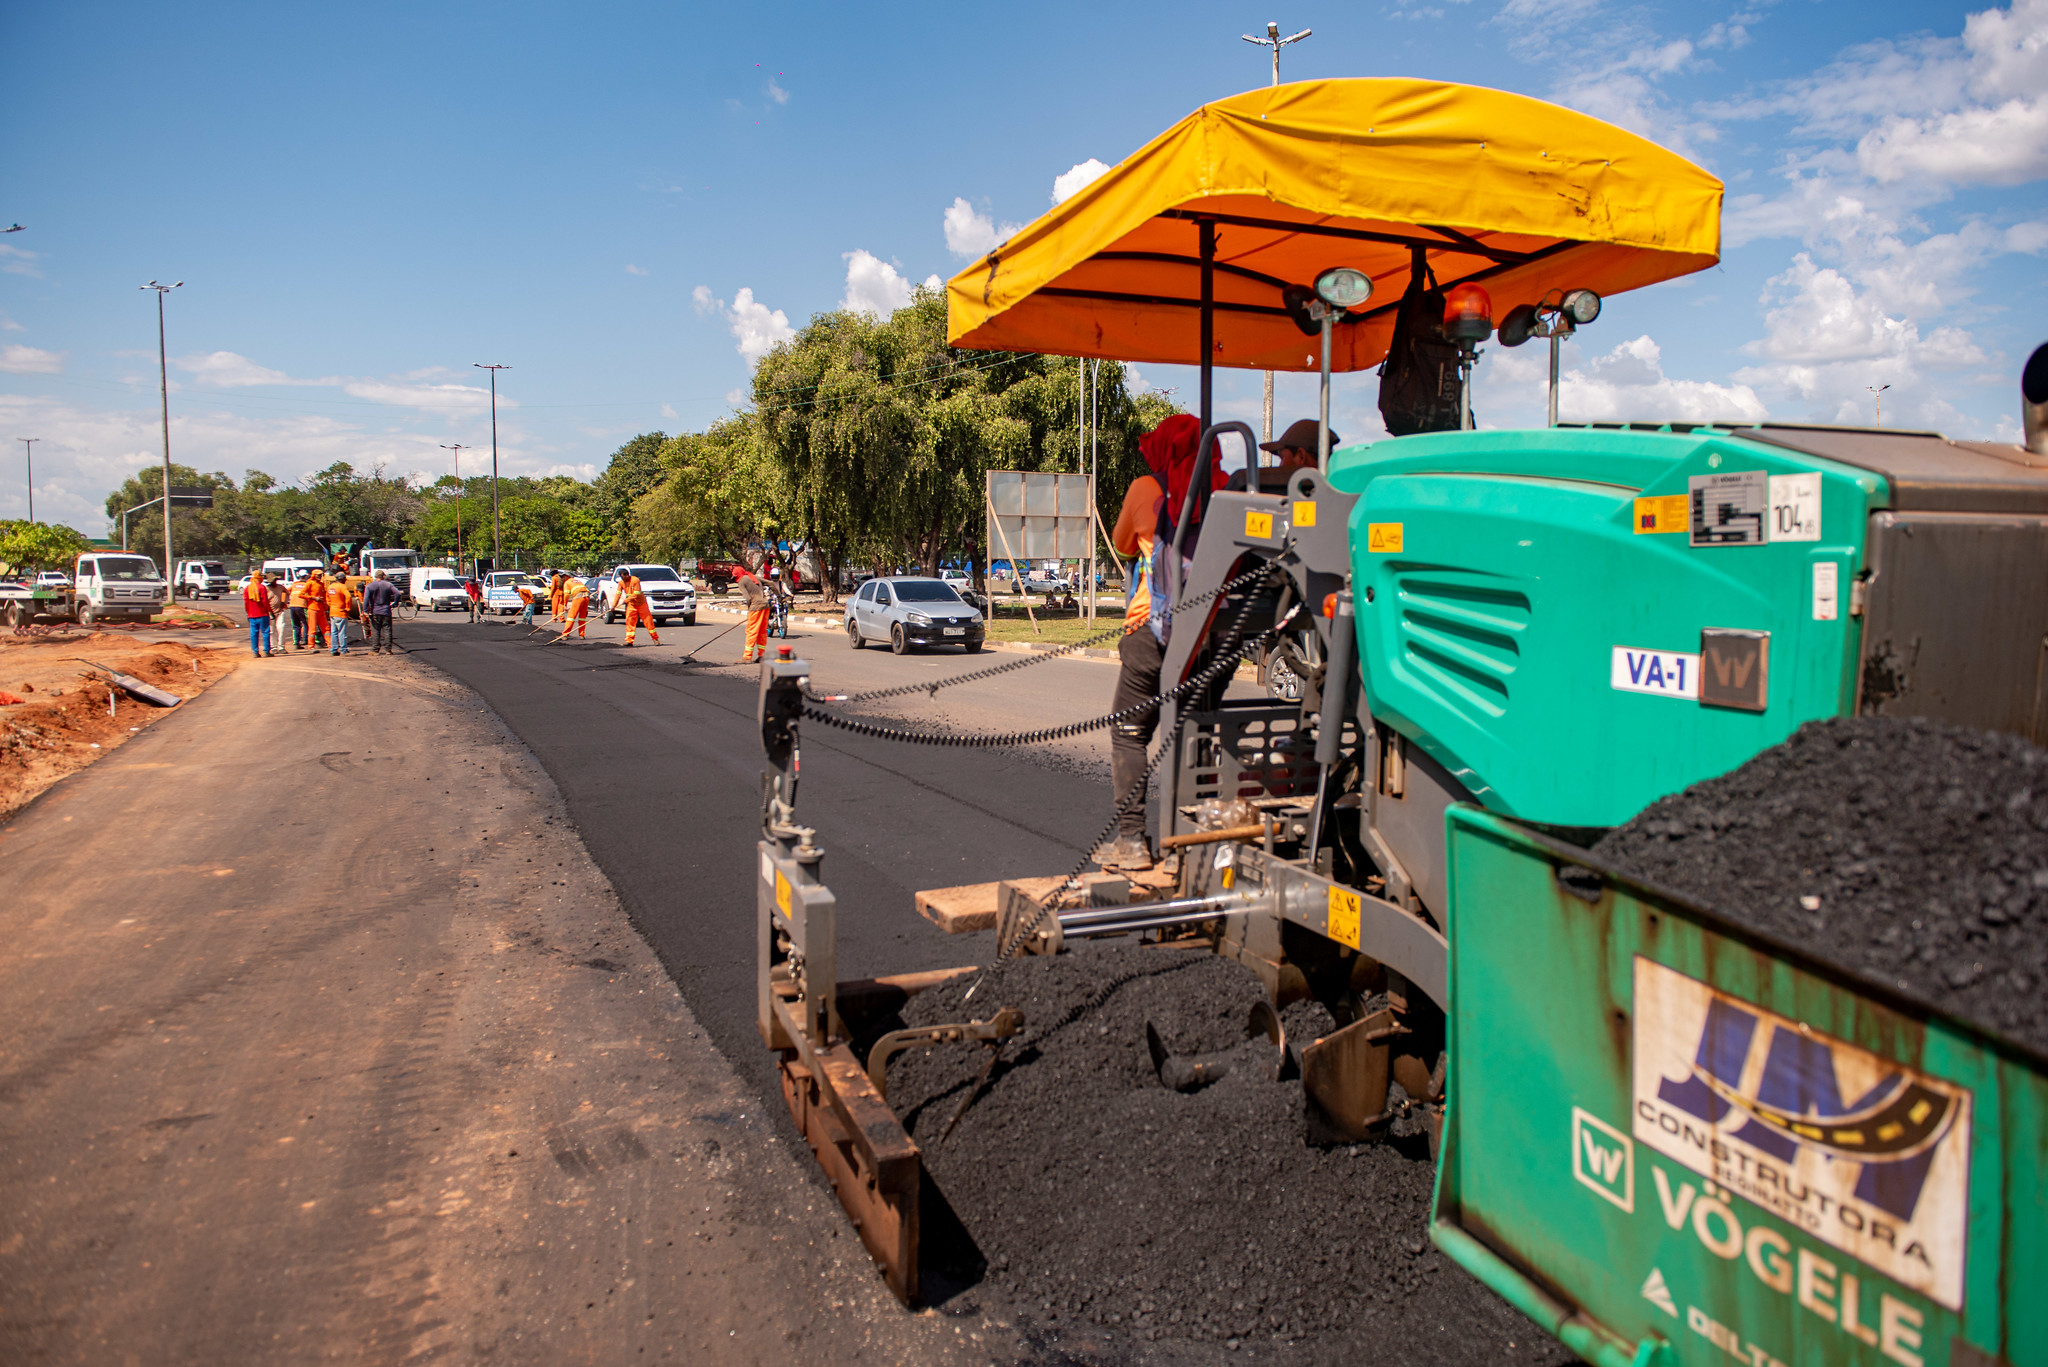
left=0, top=392, right=560, bottom=534
left=625, top=263, right=649, bottom=276
left=841, top=249, right=920, bottom=318
left=176, top=350, right=311, bottom=387
left=767, top=79, right=789, bottom=105
left=0, top=344, right=64, bottom=375
left=340, top=379, right=500, bottom=413
left=1052, top=158, right=1110, bottom=204
left=660, top=403, right=678, bottom=420
left=0, top=311, right=24, bottom=333
left=0, top=244, right=42, bottom=278
left=1557, top=335, right=1769, bottom=425
left=696, top=287, right=794, bottom=366
left=543, top=462, right=600, bottom=480
left=943, top=197, right=1021, bottom=258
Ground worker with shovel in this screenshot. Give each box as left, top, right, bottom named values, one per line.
left=618, top=570, right=660, bottom=647
left=546, top=576, right=591, bottom=643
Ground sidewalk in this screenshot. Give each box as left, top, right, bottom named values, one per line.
left=0, top=651, right=996, bottom=1365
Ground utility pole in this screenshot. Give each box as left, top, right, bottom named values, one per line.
left=474, top=364, right=510, bottom=573
left=142, top=281, right=183, bottom=570
left=19, top=438, right=36, bottom=522
left=1242, top=21, right=1310, bottom=444
left=440, top=444, right=468, bottom=571
left=1868, top=383, right=1891, bottom=427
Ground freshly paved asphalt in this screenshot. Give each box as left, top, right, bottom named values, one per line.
left=396, top=611, right=1130, bottom=1111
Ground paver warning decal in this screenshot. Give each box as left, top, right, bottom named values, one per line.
left=1631, top=958, right=1971, bottom=1309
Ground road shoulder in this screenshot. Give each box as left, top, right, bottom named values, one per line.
left=0, top=649, right=995, bottom=1365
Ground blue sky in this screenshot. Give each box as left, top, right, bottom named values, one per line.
left=3, top=0, right=2043, bottom=535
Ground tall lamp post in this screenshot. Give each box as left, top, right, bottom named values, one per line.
left=440, top=444, right=468, bottom=570
left=19, top=437, right=37, bottom=522
left=141, top=281, right=183, bottom=569
left=1241, top=20, right=1311, bottom=444
left=1868, top=384, right=1891, bottom=427
left=474, top=364, right=510, bottom=572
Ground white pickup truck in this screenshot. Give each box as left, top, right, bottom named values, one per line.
left=599, top=564, right=697, bottom=625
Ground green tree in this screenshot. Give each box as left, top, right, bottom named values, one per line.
left=0, top=520, right=93, bottom=574
left=589, top=432, right=669, bottom=559
left=632, top=416, right=781, bottom=564
left=103, top=464, right=235, bottom=561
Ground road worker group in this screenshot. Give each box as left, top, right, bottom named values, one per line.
left=241, top=566, right=401, bottom=660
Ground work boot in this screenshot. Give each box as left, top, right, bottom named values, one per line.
left=1095, top=833, right=1155, bottom=871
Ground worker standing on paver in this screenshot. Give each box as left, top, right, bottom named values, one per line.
left=362, top=570, right=400, bottom=654
left=1095, top=414, right=1193, bottom=871
left=618, top=570, right=660, bottom=647
left=243, top=572, right=274, bottom=658
left=737, top=563, right=769, bottom=664
left=304, top=570, right=331, bottom=652
left=326, top=571, right=357, bottom=656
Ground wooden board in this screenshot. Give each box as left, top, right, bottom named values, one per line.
left=914, top=866, right=1180, bottom=934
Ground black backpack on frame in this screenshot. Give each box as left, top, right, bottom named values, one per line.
left=1377, top=251, right=1469, bottom=436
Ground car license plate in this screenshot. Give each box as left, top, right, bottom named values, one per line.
left=943, top=627, right=965, bottom=636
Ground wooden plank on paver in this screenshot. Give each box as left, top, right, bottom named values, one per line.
left=915, top=866, right=1180, bottom=933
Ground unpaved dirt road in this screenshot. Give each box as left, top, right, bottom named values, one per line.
left=0, top=651, right=1002, bottom=1366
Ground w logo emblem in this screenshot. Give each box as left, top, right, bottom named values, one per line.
left=1572, top=1108, right=1634, bottom=1212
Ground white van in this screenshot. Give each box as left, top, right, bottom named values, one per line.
left=73, top=553, right=169, bottom=627
left=260, top=557, right=325, bottom=584
left=173, top=559, right=232, bottom=599
left=411, top=566, right=470, bottom=612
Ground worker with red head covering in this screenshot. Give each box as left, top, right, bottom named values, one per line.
left=736, top=563, right=770, bottom=664
left=1094, top=413, right=1207, bottom=871
left=618, top=569, right=660, bottom=646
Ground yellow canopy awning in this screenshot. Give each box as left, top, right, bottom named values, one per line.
left=946, top=78, right=1722, bottom=374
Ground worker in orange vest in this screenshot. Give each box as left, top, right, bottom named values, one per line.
left=548, top=571, right=567, bottom=623
left=326, top=571, right=358, bottom=655
left=736, top=565, right=769, bottom=663
left=285, top=572, right=314, bottom=648
left=304, top=570, right=331, bottom=651
left=561, top=577, right=591, bottom=639
left=618, top=571, right=660, bottom=646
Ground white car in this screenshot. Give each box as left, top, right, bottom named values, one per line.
left=410, top=567, right=471, bottom=612
left=600, top=564, right=697, bottom=625
left=35, top=570, right=70, bottom=590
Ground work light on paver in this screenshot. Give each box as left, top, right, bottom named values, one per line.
left=1313, top=267, right=1372, bottom=311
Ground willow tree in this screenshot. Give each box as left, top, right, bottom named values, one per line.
left=752, top=286, right=1177, bottom=589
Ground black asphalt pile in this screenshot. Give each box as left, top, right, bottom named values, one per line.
left=887, top=945, right=1561, bottom=1364
left=1594, top=716, right=2048, bottom=1051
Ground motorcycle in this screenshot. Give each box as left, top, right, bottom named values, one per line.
left=767, top=591, right=792, bottom=639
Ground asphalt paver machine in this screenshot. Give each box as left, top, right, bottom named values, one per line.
left=753, top=77, right=2048, bottom=1363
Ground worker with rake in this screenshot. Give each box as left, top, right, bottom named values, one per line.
left=548, top=571, right=567, bottom=624
left=618, top=570, right=660, bottom=647
left=543, top=577, right=591, bottom=644
left=517, top=579, right=540, bottom=628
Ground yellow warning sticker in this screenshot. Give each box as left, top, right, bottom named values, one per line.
left=1327, top=886, right=1362, bottom=949
left=1367, top=522, right=1403, bottom=553
left=1292, top=500, right=1317, bottom=528
left=1244, top=509, right=1274, bottom=539
left=774, top=869, right=792, bottom=917
left=1633, top=495, right=1690, bottom=535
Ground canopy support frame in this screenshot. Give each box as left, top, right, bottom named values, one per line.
left=1199, top=219, right=1215, bottom=430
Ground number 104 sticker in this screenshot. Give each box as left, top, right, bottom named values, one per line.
left=1767, top=473, right=1821, bottom=542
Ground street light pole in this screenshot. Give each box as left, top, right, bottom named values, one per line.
left=142, top=281, right=182, bottom=571
left=440, top=444, right=468, bottom=571
left=19, top=438, right=36, bottom=522
left=1242, top=20, right=1311, bottom=445
left=1868, top=383, right=1891, bottom=427
left=474, top=364, right=510, bottom=573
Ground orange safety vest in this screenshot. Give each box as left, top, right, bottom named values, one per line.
left=326, top=580, right=354, bottom=616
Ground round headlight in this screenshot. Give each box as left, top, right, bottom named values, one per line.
left=1561, top=288, right=1602, bottom=325
left=1314, top=266, right=1374, bottom=310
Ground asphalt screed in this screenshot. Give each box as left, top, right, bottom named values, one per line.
left=1595, top=715, right=2048, bottom=1052
left=885, top=944, right=1571, bottom=1366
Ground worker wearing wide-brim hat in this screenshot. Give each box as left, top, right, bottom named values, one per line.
left=1225, top=417, right=1340, bottom=493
